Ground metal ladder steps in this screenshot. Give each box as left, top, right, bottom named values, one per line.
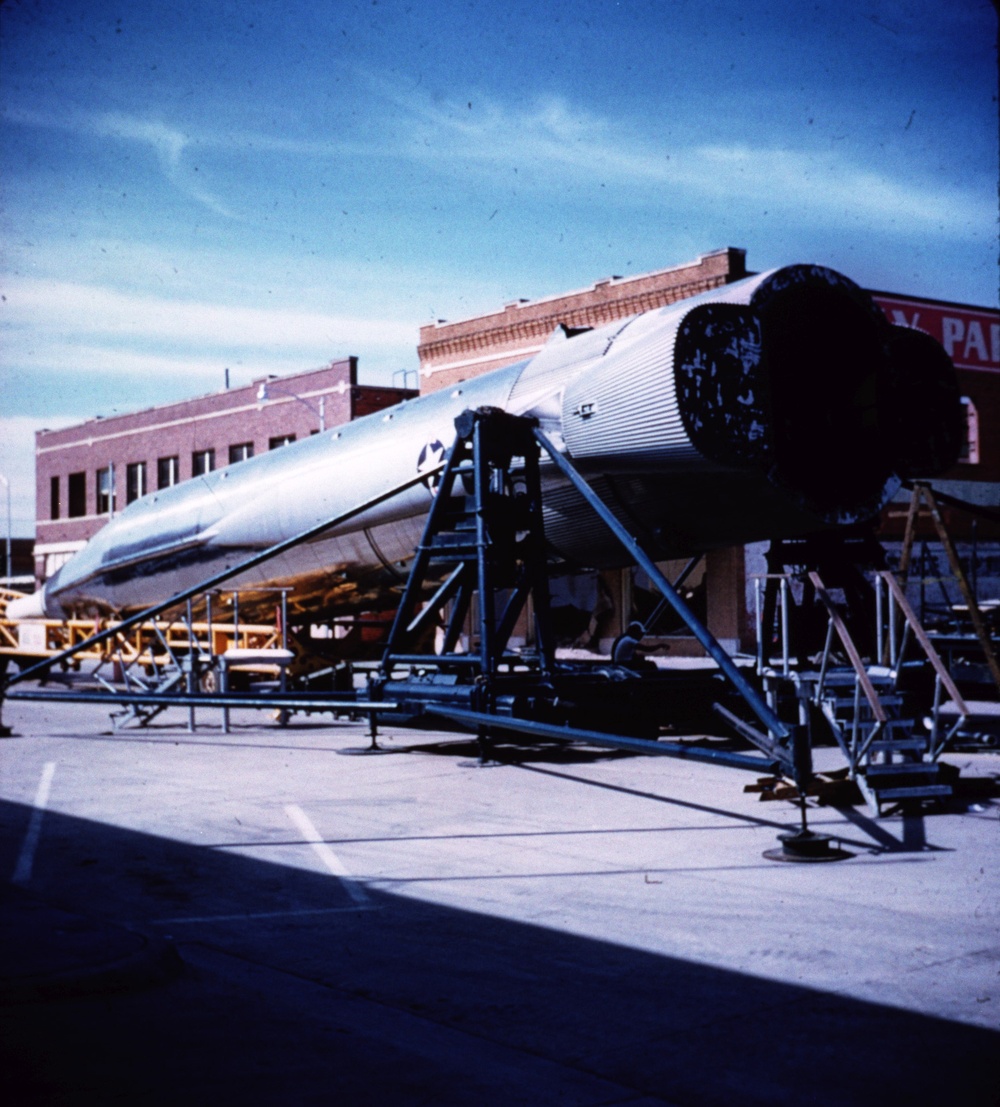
left=823, top=698, right=907, bottom=716
left=866, top=783, right=952, bottom=802
left=821, top=671, right=897, bottom=689
left=859, top=761, right=953, bottom=810
left=830, top=711, right=917, bottom=732
left=865, top=762, right=940, bottom=778
left=868, top=738, right=928, bottom=754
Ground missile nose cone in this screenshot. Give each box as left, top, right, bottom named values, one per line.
left=7, top=588, right=50, bottom=620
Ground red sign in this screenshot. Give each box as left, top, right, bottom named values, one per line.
left=871, top=293, right=1000, bottom=375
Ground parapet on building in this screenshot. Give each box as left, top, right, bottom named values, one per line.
left=418, top=248, right=751, bottom=392
left=34, top=358, right=416, bottom=585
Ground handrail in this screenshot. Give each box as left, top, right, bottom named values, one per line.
left=877, top=570, right=969, bottom=716
left=807, top=572, right=886, bottom=724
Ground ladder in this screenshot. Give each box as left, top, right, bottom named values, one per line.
left=379, top=406, right=557, bottom=693
left=757, top=568, right=968, bottom=815
left=896, top=481, right=1000, bottom=694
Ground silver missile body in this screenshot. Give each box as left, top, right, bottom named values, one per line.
left=10, top=264, right=961, bottom=620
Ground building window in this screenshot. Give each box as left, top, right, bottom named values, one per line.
left=50, top=476, right=60, bottom=521
left=269, top=434, right=296, bottom=450
left=192, top=448, right=215, bottom=476
left=228, top=442, right=254, bottom=464
left=68, top=472, right=86, bottom=518
left=126, top=461, right=147, bottom=504
left=157, top=456, right=180, bottom=490
left=958, top=397, right=980, bottom=465
left=96, top=467, right=116, bottom=515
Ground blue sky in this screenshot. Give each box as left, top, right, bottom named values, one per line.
left=1, top=0, right=997, bottom=534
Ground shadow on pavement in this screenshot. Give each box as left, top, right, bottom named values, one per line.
left=1, top=798, right=997, bottom=1107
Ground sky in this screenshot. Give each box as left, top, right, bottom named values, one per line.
left=1, top=0, right=997, bottom=535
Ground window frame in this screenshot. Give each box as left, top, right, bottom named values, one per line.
left=67, top=472, right=86, bottom=518
left=228, top=442, right=255, bottom=465
left=157, top=456, right=180, bottom=490
left=126, top=461, right=147, bottom=504
left=96, top=466, right=116, bottom=516
left=192, top=448, right=216, bottom=477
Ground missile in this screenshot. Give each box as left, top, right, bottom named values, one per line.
left=9, top=264, right=962, bottom=622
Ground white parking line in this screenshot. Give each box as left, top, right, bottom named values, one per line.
left=284, top=803, right=370, bottom=905
left=12, top=761, right=57, bottom=884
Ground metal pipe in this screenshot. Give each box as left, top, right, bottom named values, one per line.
left=755, top=576, right=764, bottom=675
left=186, top=597, right=196, bottom=733
left=430, top=705, right=783, bottom=775
left=875, top=573, right=884, bottom=666
left=6, top=688, right=397, bottom=714
left=0, top=474, right=11, bottom=584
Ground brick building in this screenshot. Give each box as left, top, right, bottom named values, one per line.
left=34, top=358, right=415, bottom=585
left=418, top=247, right=748, bottom=392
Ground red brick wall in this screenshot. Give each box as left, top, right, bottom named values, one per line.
left=417, top=248, right=748, bottom=392
left=34, top=357, right=417, bottom=581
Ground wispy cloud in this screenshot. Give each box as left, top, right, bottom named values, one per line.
left=7, top=92, right=989, bottom=238
left=0, top=340, right=305, bottom=384
left=0, top=236, right=507, bottom=323
left=361, top=77, right=993, bottom=236
left=4, top=106, right=236, bottom=218
left=688, top=145, right=986, bottom=229
left=1, top=277, right=416, bottom=352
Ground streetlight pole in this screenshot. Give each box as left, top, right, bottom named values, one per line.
left=0, top=474, right=11, bottom=584
left=256, top=379, right=326, bottom=432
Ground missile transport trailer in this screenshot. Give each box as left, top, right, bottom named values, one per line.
left=8, top=264, right=962, bottom=623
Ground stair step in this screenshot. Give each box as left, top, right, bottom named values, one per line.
left=829, top=721, right=917, bottom=737
left=865, top=762, right=939, bottom=777
left=427, top=539, right=479, bottom=555
left=822, top=670, right=892, bottom=684
left=869, top=739, right=927, bottom=753
left=869, top=784, right=952, bottom=801
left=825, top=696, right=906, bottom=711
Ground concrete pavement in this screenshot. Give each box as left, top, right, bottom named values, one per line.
left=2, top=693, right=998, bottom=1105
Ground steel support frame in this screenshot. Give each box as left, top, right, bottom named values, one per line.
left=532, top=427, right=806, bottom=785
left=380, top=406, right=557, bottom=686
left=380, top=408, right=805, bottom=785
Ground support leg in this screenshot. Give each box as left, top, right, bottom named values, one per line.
left=476, top=724, right=493, bottom=766
left=0, top=658, right=10, bottom=737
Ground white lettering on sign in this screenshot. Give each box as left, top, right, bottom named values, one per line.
left=963, top=321, right=987, bottom=361
left=876, top=295, right=999, bottom=370
left=891, top=309, right=920, bottom=328
left=942, top=317, right=964, bottom=356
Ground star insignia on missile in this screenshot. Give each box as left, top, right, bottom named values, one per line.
left=417, top=439, right=446, bottom=493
